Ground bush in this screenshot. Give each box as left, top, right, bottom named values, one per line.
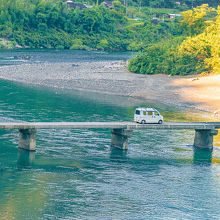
left=97, top=39, right=109, bottom=50
left=70, top=39, right=84, bottom=50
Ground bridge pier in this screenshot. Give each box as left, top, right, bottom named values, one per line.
left=111, top=129, right=133, bottom=150
left=194, top=129, right=218, bottom=149
left=19, top=128, right=37, bottom=151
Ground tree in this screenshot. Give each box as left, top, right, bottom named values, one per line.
left=180, top=4, right=216, bottom=35
left=179, top=6, right=219, bottom=73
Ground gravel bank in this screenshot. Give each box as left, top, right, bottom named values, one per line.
left=0, top=61, right=218, bottom=112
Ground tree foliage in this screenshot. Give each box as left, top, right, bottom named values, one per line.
left=0, top=0, right=181, bottom=51
left=179, top=6, right=220, bottom=74
left=128, top=5, right=220, bottom=75
left=180, top=4, right=216, bottom=35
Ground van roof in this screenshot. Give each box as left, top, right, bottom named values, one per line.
left=135, top=107, right=158, bottom=112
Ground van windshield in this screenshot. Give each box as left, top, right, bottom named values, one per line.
left=135, top=110, right=140, bottom=115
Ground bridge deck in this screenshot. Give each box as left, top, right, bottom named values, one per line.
left=0, top=122, right=219, bottom=130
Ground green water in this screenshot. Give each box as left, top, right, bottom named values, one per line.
left=0, top=50, right=220, bottom=219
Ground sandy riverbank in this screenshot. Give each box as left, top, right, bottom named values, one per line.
left=0, top=61, right=219, bottom=113
left=172, top=75, right=220, bottom=113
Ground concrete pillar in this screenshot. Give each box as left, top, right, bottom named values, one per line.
left=19, top=128, right=37, bottom=151
left=194, top=129, right=218, bottom=149
left=111, top=129, right=133, bottom=150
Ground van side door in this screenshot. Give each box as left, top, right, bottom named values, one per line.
left=147, top=111, right=154, bottom=123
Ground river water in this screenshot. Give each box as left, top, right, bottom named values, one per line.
left=0, top=50, right=220, bottom=219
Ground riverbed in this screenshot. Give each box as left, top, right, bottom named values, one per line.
left=0, top=49, right=219, bottom=113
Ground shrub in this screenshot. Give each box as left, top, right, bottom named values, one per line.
left=97, top=39, right=109, bottom=50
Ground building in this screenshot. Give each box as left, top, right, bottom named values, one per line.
left=62, top=0, right=90, bottom=10
left=151, top=17, right=159, bottom=25
left=168, top=14, right=182, bottom=20
left=102, top=1, right=114, bottom=9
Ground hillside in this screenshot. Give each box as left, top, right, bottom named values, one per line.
left=0, top=0, right=179, bottom=51
left=128, top=4, right=220, bottom=75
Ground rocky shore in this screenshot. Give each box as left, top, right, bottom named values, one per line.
left=0, top=61, right=219, bottom=113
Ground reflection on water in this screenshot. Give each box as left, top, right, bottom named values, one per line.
left=17, top=149, right=36, bottom=167
left=110, top=147, right=128, bottom=159
left=193, top=147, right=213, bottom=165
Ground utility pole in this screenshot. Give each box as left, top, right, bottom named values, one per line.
left=124, top=0, right=128, bottom=15
left=139, top=0, right=142, bottom=13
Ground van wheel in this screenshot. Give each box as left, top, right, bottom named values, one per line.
left=158, top=120, right=163, bottom=124
left=141, top=120, right=146, bottom=124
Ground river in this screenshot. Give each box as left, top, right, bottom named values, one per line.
left=0, top=49, right=220, bottom=219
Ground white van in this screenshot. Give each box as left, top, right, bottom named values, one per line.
left=134, top=107, right=163, bottom=124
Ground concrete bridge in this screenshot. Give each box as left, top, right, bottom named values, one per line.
left=0, top=121, right=219, bottom=151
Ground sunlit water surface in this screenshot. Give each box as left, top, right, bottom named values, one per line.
left=0, top=50, right=220, bottom=219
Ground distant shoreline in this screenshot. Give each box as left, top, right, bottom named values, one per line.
left=0, top=61, right=219, bottom=113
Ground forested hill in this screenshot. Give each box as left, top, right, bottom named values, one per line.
left=0, top=0, right=174, bottom=50
left=128, top=4, right=220, bottom=76
left=0, top=0, right=218, bottom=51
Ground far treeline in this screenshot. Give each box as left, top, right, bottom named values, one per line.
left=128, top=4, right=220, bottom=75
left=0, top=0, right=184, bottom=51
left=72, top=0, right=219, bottom=9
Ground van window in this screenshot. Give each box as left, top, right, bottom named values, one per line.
left=135, top=110, right=140, bottom=115
left=143, top=111, right=147, bottom=115
left=148, top=111, right=153, bottom=116
left=155, top=112, right=159, bottom=116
